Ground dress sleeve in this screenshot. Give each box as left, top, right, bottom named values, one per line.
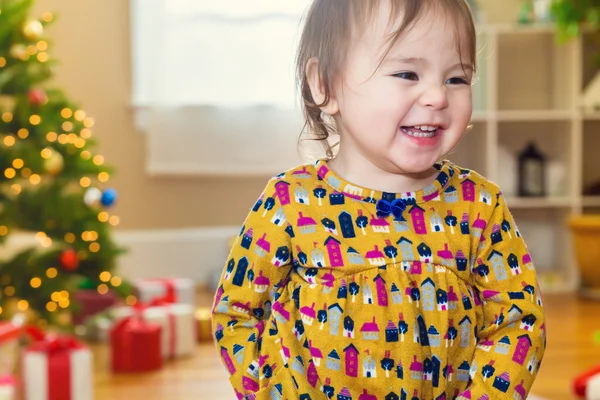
left=211, top=178, right=293, bottom=399
left=457, top=189, right=547, bottom=400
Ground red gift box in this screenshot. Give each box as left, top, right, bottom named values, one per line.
left=0, top=322, right=21, bottom=376
left=72, top=289, right=117, bottom=325
left=0, top=374, right=16, bottom=400
left=110, top=316, right=162, bottom=373
left=22, top=327, right=93, bottom=400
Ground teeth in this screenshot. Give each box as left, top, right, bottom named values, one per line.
left=402, top=126, right=437, bottom=138
left=415, top=125, right=438, bottom=131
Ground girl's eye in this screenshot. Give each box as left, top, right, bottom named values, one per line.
left=393, top=72, right=418, bottom=81
left=446, top=77, right=469, bottom=85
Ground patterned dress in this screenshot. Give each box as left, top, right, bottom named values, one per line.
left=211, top=159, right=546, bottom=400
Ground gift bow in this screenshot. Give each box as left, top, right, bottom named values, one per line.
left=25, top=326, right=84, bottom=353
left=376, top=198, right=407, bottom=220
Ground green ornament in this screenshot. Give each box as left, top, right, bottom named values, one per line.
left=78, top=277, right=96, bottom=290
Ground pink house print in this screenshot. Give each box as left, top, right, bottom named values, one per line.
left=307, top=360, right=319, bottom=388
left=301, top=303, right=317, bottom=326
left=523, top=253, right=534, bottom=270
left=370, top=214, right=390, bottom=233
left=274, top=181, right=291, bottom=206
left=358, top=389, right=377, bottom=400
left=220, top=346, right=236, bottom=375
left=361, top=316, right=380, bottom=340
left=461, top=179, right=475, bottom=202
left=514, top=380, right=527, bottom=400
left=297, top=212, right=317, bottom=234
left=472, top=213, right=487, bottom=238
left=512, top=334, right=532, bottom=365
left=255, top=233, right=271, bottom=257
left=292, top=165, right=311, bottom=179
left=309, top=340, right=324, bottom=366
left=410, top=205, right=427, bottom=234
left=343, top=344, right=359, bottom=377
left=448, top=286, right=459, bottom=310
left=366, top=245, right=386, bottom=265
left=410, top=355, right=423, bottom=380
left=410, top=261, right=422, bottom=275
left=437, top=243, right=454, bottom=267
left=374, top=274, right=389, bottom=306
left=324, top=236, right=344, bottom=267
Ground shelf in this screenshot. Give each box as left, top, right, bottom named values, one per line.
left=537, top=270, right=577, bottom=294
left=497, top=110, right=574, bottom=121
left=504, top=196, right=573, bottom=209
left=471, top=111, right=489, bottom=122
left=582, top=111, right=600, bottom=120
left=583, top=196, right=600, bottom=207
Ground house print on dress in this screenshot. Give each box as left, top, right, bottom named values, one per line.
left=508, top=253, right=521, bottom=275
left=343, top=344, right=359, bottom=377
left=520, top=314, right=536, bottom=331
left=322, top=218, right=338, bottom=236
left=327, top=349, right=341, bottom=371
left=410, top=205, right=427, bottom=234
left=339, top=211, right=356, bottom=238
left=513, top=334, right=532, bottom=365
left=374, top=274, right=389, bottom=306
left=370, top=213, right=390, bottom=233
left=271, top=207, right=287, bottom=227
left=479, top=184, right=492, bottom=204
left=393, top=214, right=410, bottom=232
left=417, top=242, right=432, bottom=263
left=361, top=317, right=380, bottom=340
left=437, top=243, right=454, bottom=267
left=421, top=278, right=435, bottom=311
left=495, top=336, right=511, bottom=355
left=298, top=212, right=317, bottom=234
left=274, top=181, right=291, bottom=206
left=457, top=361, right=470, bottom=382
left=325, top=236, right=344, bottom=267
left=436, top=288, right=448, bottom=311
left=461, top=179, right=475, bottom=202
left=493, top=371, right=511, bottom=393
left=313, top=185, right=327, bottom=206
left=344, top=316, right=355, bottom=338
left=445, top=185, right=458, bottom=203
left=391, top=284, right=402, bottom=304
left=488, top=250, right=508, bottom=281
left=429, top=209, right=444, bottom=232
left=328, top=303, right=343, bottom=336
left=363, top=350, right=377, bottom=378
left=366, top=245, right=386, bottom=266
left=232, top=256, right=249, bottom=287
left=337, top=387, right=352, bottom=400
left=347, top=247, right=365, bottom=265
left=459, top=316, right=471, bottom=347
left=410, top=356, right=424, bottom=380
left=472, top=213, right=487, bottom=238
left=460, top=212, right=470, bottom=234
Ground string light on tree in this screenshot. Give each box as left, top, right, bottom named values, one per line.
left=23, top=19, right=43, bottom=40
left=59, top=248, right=79, bottom=271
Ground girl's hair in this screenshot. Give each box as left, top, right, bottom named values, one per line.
left=295, top=0, right=477, bottom=160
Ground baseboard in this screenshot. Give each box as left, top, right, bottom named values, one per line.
left=0, top=227, right=239, bottom=286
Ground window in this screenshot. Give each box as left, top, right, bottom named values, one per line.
left=131, top=0, right=315, bottom=175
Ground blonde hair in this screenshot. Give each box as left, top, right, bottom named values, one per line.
left=296, top=0, right=477, bottom=159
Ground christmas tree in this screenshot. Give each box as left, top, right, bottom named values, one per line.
left=0, top=0, right=131, bottom=329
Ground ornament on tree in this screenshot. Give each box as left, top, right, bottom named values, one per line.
left=9, top=44, right=27, bottom=60
left=23, top=19, right=43, bottom=40
left=59, top=248, right=79, bottom=271
left=28, top=88, right=48, bottom=106
left=44, top=151, right=64, bottom=175
left=84, top=187, right=102, bottom=206
left=101, top=188, right=117, bottom=207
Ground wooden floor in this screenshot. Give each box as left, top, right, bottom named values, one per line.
left=90, top=292, right=600, bottom=400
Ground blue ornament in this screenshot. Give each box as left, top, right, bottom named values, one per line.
left=101, top=188, right=117, bottom=207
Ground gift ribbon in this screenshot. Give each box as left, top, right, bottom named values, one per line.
left=25, top=326, right=85, bottom=400
left=143, top=278, right=177, bottom=303
left=0, top=374, right=16, bottom=386
left=133, top=299, right=177, bottom=358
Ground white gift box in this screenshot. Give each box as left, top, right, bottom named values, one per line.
left=0, top=375, right=15, bottom=400
left=107, top=304, right=195, bottom=359
left=135, top=278, right=195, bottom=307
left=22, top=343, right=93, bottom=400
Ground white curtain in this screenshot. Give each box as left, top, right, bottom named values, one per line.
left=130, top=0, right=318, bottom=176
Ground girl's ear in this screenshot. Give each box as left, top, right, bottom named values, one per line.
left=306, top=57, right=339, bottom=115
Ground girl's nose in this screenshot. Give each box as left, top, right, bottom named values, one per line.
left=420, top=85, right=449, bottom=110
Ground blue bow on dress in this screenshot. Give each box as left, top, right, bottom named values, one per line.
left=376, top=198, right=407, bottom=220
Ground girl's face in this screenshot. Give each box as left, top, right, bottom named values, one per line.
left=329, top=5, right=473, bottom=176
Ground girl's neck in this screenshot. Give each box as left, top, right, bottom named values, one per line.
left=327, top=148, right=439, bottom=195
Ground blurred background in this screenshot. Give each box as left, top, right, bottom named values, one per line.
left=1, top=0, right=600, bottom=399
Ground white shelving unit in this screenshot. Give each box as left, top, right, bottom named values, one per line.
left=448, top=23, right=600, bottom=294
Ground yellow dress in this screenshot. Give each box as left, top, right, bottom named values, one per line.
left=211, top=159, right=546, bottom=400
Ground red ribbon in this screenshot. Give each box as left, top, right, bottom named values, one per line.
left=25, top=326, right=85, bottom=400
left=143, top=278, right=177, bottom=303
left=132, top=299, right=177, bottom=358
left=0, top=374, right=16, bottom=386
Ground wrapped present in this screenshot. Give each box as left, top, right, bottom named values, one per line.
left=195, top=307, right=212, bottom=342
left=72, top=289, right=117, bottom=325
left=135, top=278, right=195, bottom=307
left=108, top=303, right=195, bottom=359
left=22, top=329, right=93, bottom=400
left=0, top=375, right=16, bottom=400
left=144, top=304, right=196, bottom=359
left=110, top=316, right=162, bottom=373
left=0, top=322, right=21, bottom=376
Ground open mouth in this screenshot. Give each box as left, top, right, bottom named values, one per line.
left=401, top=125, right=440, bottom=138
